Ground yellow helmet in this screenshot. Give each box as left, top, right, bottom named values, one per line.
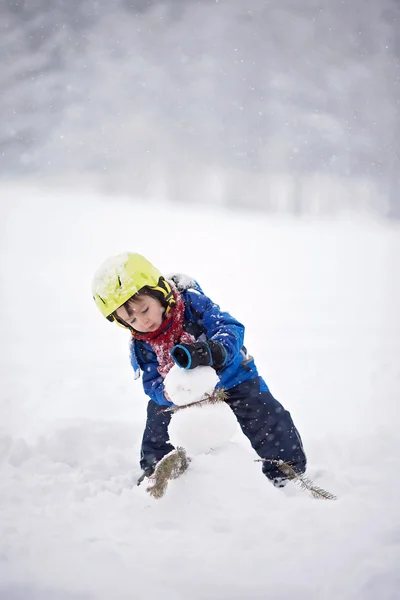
left=92, top=252, right=174, bottom=321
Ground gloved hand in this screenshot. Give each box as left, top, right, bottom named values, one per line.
left=171, top=340, right=226, bottom=370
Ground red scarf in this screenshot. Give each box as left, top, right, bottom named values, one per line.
left=132, top=289, right=195, bottom=377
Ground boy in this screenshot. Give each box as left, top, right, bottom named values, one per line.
left=92, top=252, right=307, bottom=487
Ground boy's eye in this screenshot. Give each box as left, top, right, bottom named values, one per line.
left=142, top=307, right=149, bottom=314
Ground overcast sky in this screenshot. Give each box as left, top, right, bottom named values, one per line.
left=1, top=0, right=399, bottom=214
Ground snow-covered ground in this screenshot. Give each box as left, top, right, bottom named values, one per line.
left=0, top=184, right=399, bottom=600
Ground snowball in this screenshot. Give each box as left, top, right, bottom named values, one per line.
left=164, top=365, right=218, bottom=406
left=169, top=402, right=238, bottom=455
left=164, top=366, right=237, bottom=455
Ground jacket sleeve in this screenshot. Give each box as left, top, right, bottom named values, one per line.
left=130, top=341, right=172, bottom=406
left=185, top=290, right=245, bottom=367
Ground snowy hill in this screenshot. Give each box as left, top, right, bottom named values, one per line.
left=0, top=184, right=399, bottom=600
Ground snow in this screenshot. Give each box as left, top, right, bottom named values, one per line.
left=164, top=367, right=237, bottom=454
left=0, top=184, right=400, bottom=600
left=168, top=402, right=238, bottom=456
left=164, top=366, right=237, bottom=454
left=91, top=252, right=130, bottom=298
left=164, top=365, right=218, bottom=406
left=166, top=273, right=198, bottom=291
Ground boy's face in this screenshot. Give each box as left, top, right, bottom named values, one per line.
left=115, top=295, right=164, bottom=333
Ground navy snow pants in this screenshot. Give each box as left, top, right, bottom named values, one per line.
left=140, top=376, right=306, bottom=482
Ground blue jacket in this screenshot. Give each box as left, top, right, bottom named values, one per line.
left=130, top=279, right=269, bottom=406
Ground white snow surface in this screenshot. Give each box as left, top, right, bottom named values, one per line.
left=0, top=184, right=400, bottom=600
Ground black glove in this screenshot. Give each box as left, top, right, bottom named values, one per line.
left=171, top=340, right=227, bottom=370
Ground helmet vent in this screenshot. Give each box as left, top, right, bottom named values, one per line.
left=97, top=294, right=106, bottom=305
left=117, top=275, right=122, bottom=287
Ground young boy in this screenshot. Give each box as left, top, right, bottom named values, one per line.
left=92, top=252, right=307, bottom=487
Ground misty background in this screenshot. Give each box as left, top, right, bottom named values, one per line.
left=1, top=0, right=400, bottom=216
